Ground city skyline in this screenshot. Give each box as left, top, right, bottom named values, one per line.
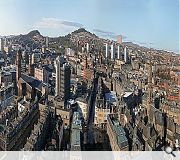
left=0, top=0, right=179, bottom=152
left=0, top=0, right=179, bottom=53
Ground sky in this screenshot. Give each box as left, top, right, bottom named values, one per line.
left=0, top=0, right=179, bottom=53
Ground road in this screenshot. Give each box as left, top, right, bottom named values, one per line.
left=84, top=77, right=98, bottom=147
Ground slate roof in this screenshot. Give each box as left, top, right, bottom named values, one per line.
left=21, top=73, right=43, bottom=90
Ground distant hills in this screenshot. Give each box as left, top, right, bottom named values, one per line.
left=2, top=28, right=177, bottom=55
left=11, top=30, right=44, bottom=48
left=10, top=28, right=146, bottom=51
left=26, top=30, right=41, bottom=37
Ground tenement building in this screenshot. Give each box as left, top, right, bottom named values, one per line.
left=70, top=112, right=83, bottom=151
left=107, top=114, right=129, bottom=151
left=0, top=98, right=39, bottom=150
left=24, top=104, right=64, bottom=151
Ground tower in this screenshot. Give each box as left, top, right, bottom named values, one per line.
left=55, top=56, right=71, bottom=103
left=124, top=46, right=128, bottom=63
left=55, top=56, right=61, bottom=97
left=28, top=54, right=34, bottom=76
left=32, top=53, right=35, bottom=64
left=28, top=54, right=31, bottom=69
left=117, top=45, right=120, bottom=59
left=117, top=35, right=122, bottom=44
left=16, top=49, right=22, bottom=82
left=46, top=37, right=49, bottom=48
left=86, top=43, right=89, bottom=53
left=0, top=38, right=4, bottom=52
left=111, top=44, right=114, bottom=59
left=105, top=43, right=108, bottom=58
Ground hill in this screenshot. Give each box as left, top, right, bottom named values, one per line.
left=12, top=30, right=44, bottom=49
left=8, top=28, right=178, bottom=57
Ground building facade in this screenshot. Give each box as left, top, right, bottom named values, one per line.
left=70, top=112, right=82, bottom=151
left=55, top=56, right=71, bottom=102
left=0, top=99, right=39, bottom=150
left=107, top=114, right=129, bottom=151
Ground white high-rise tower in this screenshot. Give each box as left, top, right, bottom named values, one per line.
left=117, top=45, right=120, bottom=59
left=55, top=56, right=61, bottom=96
left=105, top=43, right=108, bottom=58
left=124, top=46, right=128, bottom=63
left=111, top=44, right=114, bottom=59
left=86, top=43, right=89, bottom=53
left=0, top=38, right=4, bottom=52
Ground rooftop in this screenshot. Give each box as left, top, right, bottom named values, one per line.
left=70, top=129, right=81, bottom=151
left=108, top=114, right=128, bottom=149
left=70, top=112, right=82, bottom=151
left=105, top=91, right=117, bottom=105
left=123, top=92, right=133, bottom=98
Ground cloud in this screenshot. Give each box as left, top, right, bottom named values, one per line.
left=93, top=29, right=127, bottom=40
left=136, top=42, right=155, bottom=48
left=138, top=42, right=147, bottom=45
left=93, top=29, right=115, bottom=35
left=34, top=18, right=84, bottom=29
left=93, top=29, right=117, bottom=39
